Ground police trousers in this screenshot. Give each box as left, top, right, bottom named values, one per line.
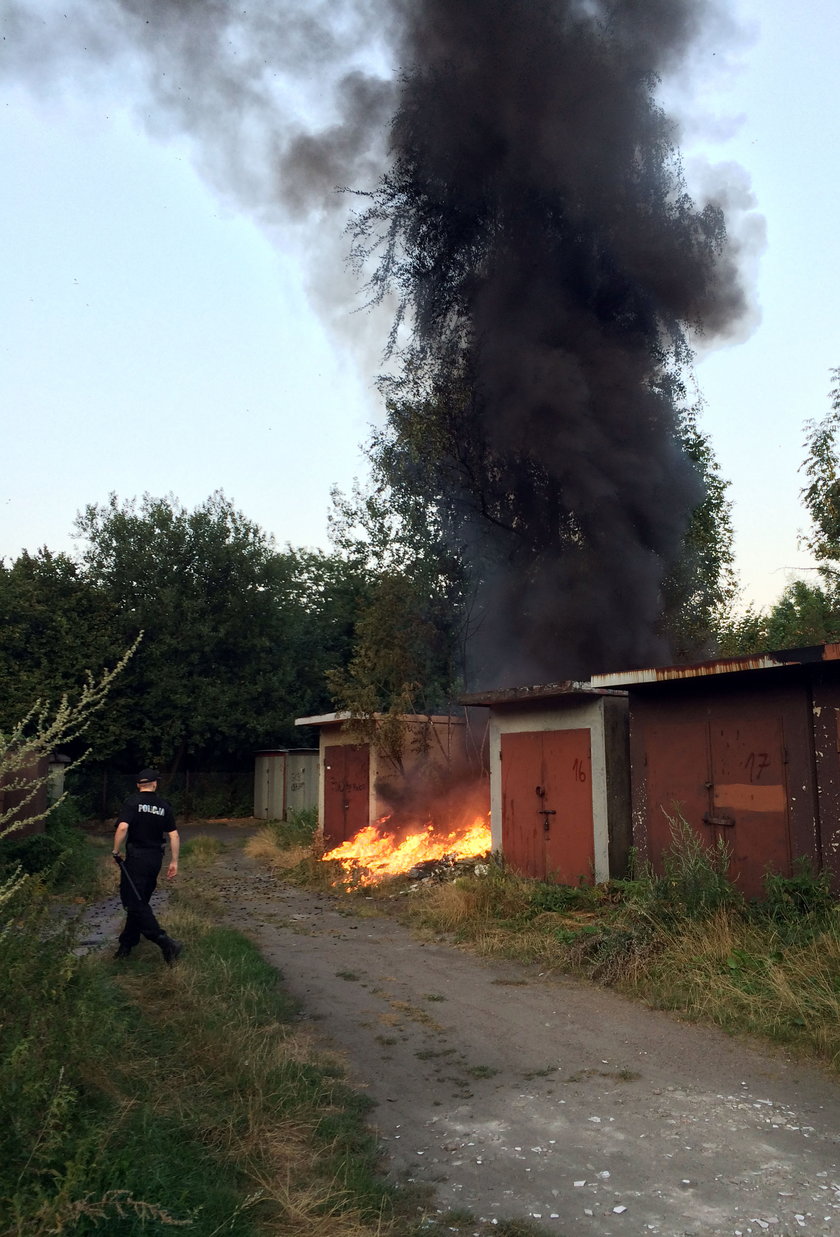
left=118, top=844, right=166, bottom=947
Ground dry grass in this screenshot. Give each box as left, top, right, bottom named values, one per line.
left=181, top=834, right=223, bottom=865
left=405, top=870, right=532, bottom=931
left=638, top=910, right=840, bottom=1065
left=245, top=825, right=323, bottom=876
left=113, top=901, right=409, bottom=1237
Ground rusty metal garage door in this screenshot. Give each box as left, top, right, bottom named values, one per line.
left=323, top=744, right=370, bottom=848
left=500, top=729, right=594, bottom=883
left=644, top=715, right=791, bottom=899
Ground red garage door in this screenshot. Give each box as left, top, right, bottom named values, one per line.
left=644, top=715, right=792, bottom=899
left=501, top=729, right=594, bottom=883
left=323, top=745, right=370, bottom=848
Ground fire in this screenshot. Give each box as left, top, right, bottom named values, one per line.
left=323, top=813, right=491, bottom=882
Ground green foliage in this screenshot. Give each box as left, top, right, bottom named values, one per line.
left=327, top=461, right=465, bottom=730
left=44, top=795, right=86, bottom=832
left=0, top=831, right=66, bottom=876
left=0, top=491, right=369, bottom=776
left=765, top=578, right=840, bottom=648
left=761, top=858, right=835, bottom=924
left=0, top=550, right=116, bottom=734
left=714, top=601, right=769, bottom=657
left=267, top=806, right=319, bottom=850
left=662, top=400, right=738, bottom=659
left=528, top=881, right=603, bottom=914
left=73, top=491, right=300, bottom=766
left=713, top=579, right=840, bottom=658
left=800, top=368, right=840, bottom=565
left=0, top=815, right=99, bottom=897
left=716, top=367, right=840, bottom=658
left=630, top=814, right=742, bottom=920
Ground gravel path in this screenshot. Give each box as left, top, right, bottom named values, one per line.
left=86, top=827, right=840, bottom=1236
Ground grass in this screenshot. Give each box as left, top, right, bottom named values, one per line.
left=245, top=808, right=321, bottom=874
left=2, top=829, right=542, bottom=1237
left=180, top=834, right=224, bottom=864
left=1, top=878, right=395, bottom=1235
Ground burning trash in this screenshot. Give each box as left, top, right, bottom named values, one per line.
left=322, top=813, right=491, bottom=884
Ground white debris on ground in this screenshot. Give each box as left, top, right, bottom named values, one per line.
left=375, top=1084, right=840, bottom=1235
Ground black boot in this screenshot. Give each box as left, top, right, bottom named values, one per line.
left=114, top=943, right=132, bottom=960
left=157, top=934, right=183, bottom=965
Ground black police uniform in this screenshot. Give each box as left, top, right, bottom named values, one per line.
left=117, top=790, right=177, bottom=952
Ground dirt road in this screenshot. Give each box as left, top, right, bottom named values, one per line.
left=93, top=829, right=840, bottom=1236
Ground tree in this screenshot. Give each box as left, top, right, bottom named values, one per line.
left=766, top=580, right=840, bottom=649
left=72, top=492, right=358, bottom=774
left=0, top=550, right=117, bottom=735
left=327, top=436, right=468, bottom=733
left=661, top=398, right=738, bottom=659
left=800, top=369, right=840, bottom=569
left=715, top=368, right=840, bottom=658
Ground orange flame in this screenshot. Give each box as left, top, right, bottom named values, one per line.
left=323, top=813, right=491, bottom=882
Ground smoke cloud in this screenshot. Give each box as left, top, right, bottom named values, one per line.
left=2, top=0, right=760, bottom=685
left=360, top=0, right=760, bottom=684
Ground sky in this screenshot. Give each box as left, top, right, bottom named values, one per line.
left=1, top=0, right=838, bottom=610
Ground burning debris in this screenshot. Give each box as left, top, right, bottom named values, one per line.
left=322, top=812, right=491, bottom=885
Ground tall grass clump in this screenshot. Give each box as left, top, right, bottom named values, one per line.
left=246, top=808, right=322, bottom=876
left=620, top=813, right=743, bottom=921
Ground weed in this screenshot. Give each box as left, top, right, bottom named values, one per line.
left=337, top=970, right=361, bottom=981
left=761, top=858, right=835, bottom=924
left=180, top=835, right=222, bottom=864
left=647, top=813, right=743, bottom=919
left=270, top=806, right=319, bottom=849
left=464, top=1064, right=499, bottom=1079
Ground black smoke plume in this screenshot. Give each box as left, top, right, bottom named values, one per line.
left=354, top=0, right=754, bottom=686
left=3, top=0, right=756, bottom=685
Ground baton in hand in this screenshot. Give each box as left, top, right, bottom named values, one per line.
left=113, top=852, right=145, bottom=905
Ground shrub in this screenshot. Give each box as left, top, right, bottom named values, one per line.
left=622, top=813, right=742, bottom=921
left=762, top=858, right=835, bottom=922
left=44, top=794, right=87, bottom=831
left=268, top=806, right=318, bottom=850
left=0, top=831, right=66, bottom=876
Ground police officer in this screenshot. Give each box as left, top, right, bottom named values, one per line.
left=112, top=767, right=183, bottom=963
